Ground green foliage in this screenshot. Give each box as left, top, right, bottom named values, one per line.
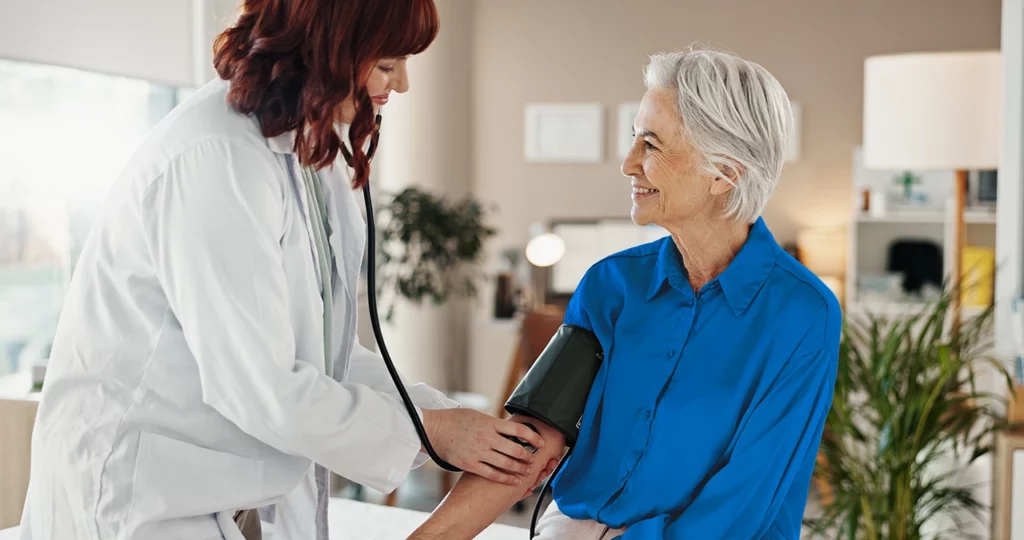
left=375, top=187, right=496, bottom=322
left=805, top=291, right=1019, bottom=540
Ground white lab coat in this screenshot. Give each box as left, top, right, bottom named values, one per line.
left=18, top=78, right=459, bottom=540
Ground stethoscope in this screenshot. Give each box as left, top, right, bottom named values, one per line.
left=342, top=114, right=561, bottom=538
left=338, top=113, right=461, bottom=473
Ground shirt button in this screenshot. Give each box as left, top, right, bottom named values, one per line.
left=667, top=349, right=676, bottom=358
left=643, top=410, right=652, bottom=419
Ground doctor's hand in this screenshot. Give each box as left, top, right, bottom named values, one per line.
left=421, top=408, right=545, bottom=486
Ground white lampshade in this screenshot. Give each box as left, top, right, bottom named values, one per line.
left=525, top=233, right=565, bottom=267
left=862, top=51, right=1002, bottom=170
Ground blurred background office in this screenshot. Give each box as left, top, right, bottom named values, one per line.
left=3, top=0, right=1024, bottom=538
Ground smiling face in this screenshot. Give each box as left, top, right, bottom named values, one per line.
left=621, top=87, right=736, bottom=230
left=336, top=57, right=412, bottom=123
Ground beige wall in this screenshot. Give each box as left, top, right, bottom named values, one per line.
left=466, top=0, right=1002, bottom=402
left=0, top=0, right=194, bottom=87
left=377, top=0, right=475, bottom=392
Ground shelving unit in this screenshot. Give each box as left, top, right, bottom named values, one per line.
left=846, top=205, right=997, bottom=315
left=853, top=210, right=996, bottom=225
left=844, top=148, right=997, bottom=318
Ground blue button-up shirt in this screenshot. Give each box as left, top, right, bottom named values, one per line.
left=550, top=217, right=841, bottom=539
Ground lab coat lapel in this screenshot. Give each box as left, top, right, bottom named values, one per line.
left=318, top=165, right=364, bottom=382
left=311, top=165, right=362, bottom=540
left=284, top=155, right=325, bottom=293
left=317, top=172, right=344, bottom=297
left=322, top=170, right=365, bottom=300
left=294, top=162, right=348, bottom=540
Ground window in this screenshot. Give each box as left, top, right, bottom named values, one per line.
left=0, top=59, right=190, bottom=376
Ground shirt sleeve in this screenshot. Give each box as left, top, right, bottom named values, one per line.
left=563, top=272, right=595, bottom=330
left=619, top=346, right=838, bottom=539
left=141, top=138, right=424, bottom=494
left=563, top=262, right=621, bottom=337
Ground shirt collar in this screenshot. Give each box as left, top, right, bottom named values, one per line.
left=267, top=130, right=297, bottom=154
left=646, top=237, right=687, bottom=302
left=646, top=217, right=779, bottom=314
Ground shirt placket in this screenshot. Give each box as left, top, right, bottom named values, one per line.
left=607, top=287, right=700, bottom=511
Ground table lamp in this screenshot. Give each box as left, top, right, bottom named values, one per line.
left=525, top=231, right=565, bottom=268
left=862, top=50, right=1002, bottom=326
left=523, top=224, right=565, bottom=307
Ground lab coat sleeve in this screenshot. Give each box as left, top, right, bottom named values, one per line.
left=347, top=342, right=463, bottom=468
left=347, top=342, right=462, bottom=411
left=619, top=346, right=838, bottom=539
left=141, top=139, right=423, bottom=494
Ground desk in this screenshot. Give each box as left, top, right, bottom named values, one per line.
left=0, top=497, right=527, bottom=539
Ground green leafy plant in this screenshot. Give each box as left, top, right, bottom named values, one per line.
left=375, top=187, right=496, bottom=322
left=805, top=289, right=1018, bottom=540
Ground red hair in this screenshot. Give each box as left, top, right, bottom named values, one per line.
left=213, top=0, right=440, bottom=189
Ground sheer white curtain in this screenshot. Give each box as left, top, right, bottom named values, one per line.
left=0, top=60, right=185, bottom=377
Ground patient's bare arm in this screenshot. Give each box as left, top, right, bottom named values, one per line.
left=407, top=415, right=567, bottom=540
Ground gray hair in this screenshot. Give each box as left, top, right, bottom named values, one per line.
left=643, top=47, right=793, bottom=223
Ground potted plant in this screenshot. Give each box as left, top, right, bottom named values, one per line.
left=805, top=289, right=1018, bottom=540
left=374, top=186, right=496, bottom=322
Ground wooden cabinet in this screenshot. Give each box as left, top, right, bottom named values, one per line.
left=0, top=397, right=37, bottom=529
left=994, top=431, right=1024, bottom=539
left=0, top=374, right=38, bottom=530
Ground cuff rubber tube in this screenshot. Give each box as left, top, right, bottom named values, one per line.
left=504, top=324, right=603, bottom=448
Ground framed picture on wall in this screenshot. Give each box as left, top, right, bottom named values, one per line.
left=524, top=103, right=604, bottom=164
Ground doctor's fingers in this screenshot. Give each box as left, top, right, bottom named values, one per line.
left=492, top=435, right=537, bottom=465
left=492, top=418, right=544, bottom=449
left=480, top=445, right=534, bottom=477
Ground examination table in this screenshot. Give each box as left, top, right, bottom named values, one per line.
left=0, top=496, right=527, bottom=539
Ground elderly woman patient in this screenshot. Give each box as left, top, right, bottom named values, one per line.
left=408, top=47, right=841, bottom=540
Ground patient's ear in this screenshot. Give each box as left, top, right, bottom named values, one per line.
left=709, top=161, right=742, bottom=196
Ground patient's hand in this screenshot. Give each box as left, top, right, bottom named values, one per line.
left=407, top=414, right=567, bottom=540
left=524, top=455, right=561, bottom=500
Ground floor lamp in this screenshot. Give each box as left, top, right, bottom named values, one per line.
left=862, top=51, right=1002, bottom=331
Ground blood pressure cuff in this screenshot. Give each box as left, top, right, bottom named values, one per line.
left=504, top=324, right=603, bottom=448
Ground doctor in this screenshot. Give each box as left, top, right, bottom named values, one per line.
left=18, top=1, right=547, bottom=539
